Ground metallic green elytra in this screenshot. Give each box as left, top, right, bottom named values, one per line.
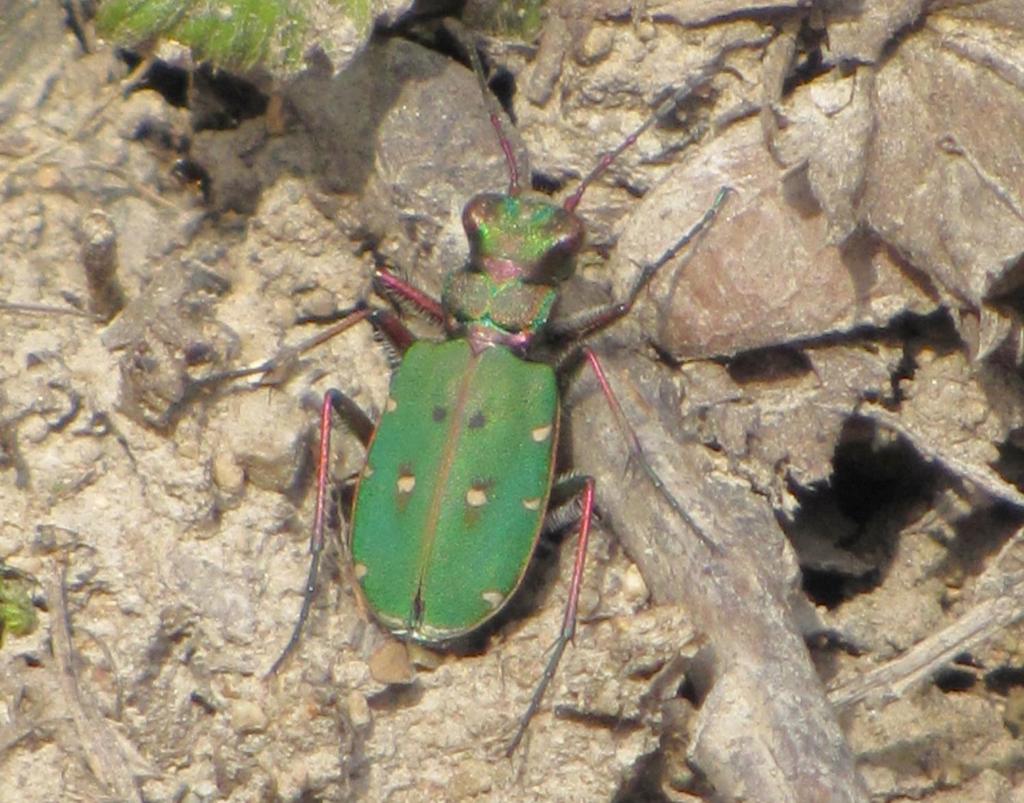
left=351, top=339, right=558, bottom=642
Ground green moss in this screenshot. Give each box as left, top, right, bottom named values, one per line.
left=95, top=0, right=320, bottom=72
left=344, top=0, right=373, bottom=31
left=0, top=570, right=37, bottom=645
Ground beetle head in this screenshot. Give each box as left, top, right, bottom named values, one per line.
left=462, top=193, right=584, bottom=285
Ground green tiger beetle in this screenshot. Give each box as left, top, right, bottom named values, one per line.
left=252, top=51, right=730, bottom=754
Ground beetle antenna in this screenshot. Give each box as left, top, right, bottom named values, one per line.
left=461, top=31, right=521, bottom=194
left=563, top=59, right=722, bottom=214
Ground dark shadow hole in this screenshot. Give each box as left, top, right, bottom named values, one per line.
left=986, top=666, right=1024, bottom=695
left=934, top=667, right=978, bottom=693
left=831, top=418, right=938, bottom=527
left=192, top=63, right=268, bottom=130
left=726, top=345, right=813, bottom=385
left=531, top=171, right=565, bottom=195
left=993, top=439, right=1024, bottom=495
left=782, top=20, right=829, bottom=94
left=366, top=681, right=425, bottom=711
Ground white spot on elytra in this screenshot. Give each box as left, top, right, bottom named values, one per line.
left=531, top=424, right=552, bottom=443
left=522, top=496, right=542, bottom=511
left=481, top=590, right=504, bottom=609
left=397, top=473, right=416, bottom=494
left=466, top=487, right=488, bottom=507
left=386, top=396, right=397, bottom=412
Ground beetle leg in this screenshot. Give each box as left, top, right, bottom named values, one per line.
left=367, top=306, right=418, bottom=360
left=506, top=475, right=595, bottom=756
left=322, top=388, right=375, bottom=449
left=374, top=267, right=446, bottom=327
left=541, top=471, right=590, bottom=534
left=194, top=302, right=420, bottom=400
left=545, top=186, right=730, bottom=344
left=267, top=387, right=371, bottom=676
left=192, top=305, right=375, bottom=389
left=578, top=347, right=720, bottom=555
left=258, top=304, right=417, bottom=377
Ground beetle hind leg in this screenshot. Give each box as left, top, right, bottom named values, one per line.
left=266, top=387, right=373, bottom=677
left=541, top=472, right=591, bottom=534
left=506, top=475, right=595, bottom=756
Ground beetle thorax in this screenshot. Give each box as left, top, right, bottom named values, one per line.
left=442, top=269, right=557, bottom=344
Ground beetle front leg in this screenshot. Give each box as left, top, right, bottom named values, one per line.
left=506, top=474, right=595, bottom=756
left=267, top=387, right=374, bottom=676
left=374, top=267, right=446, bottom=327
left=203, top=301, right=421, bottom=393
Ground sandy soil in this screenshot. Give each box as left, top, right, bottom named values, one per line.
left=3, top=4, right=1024, bottom=802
